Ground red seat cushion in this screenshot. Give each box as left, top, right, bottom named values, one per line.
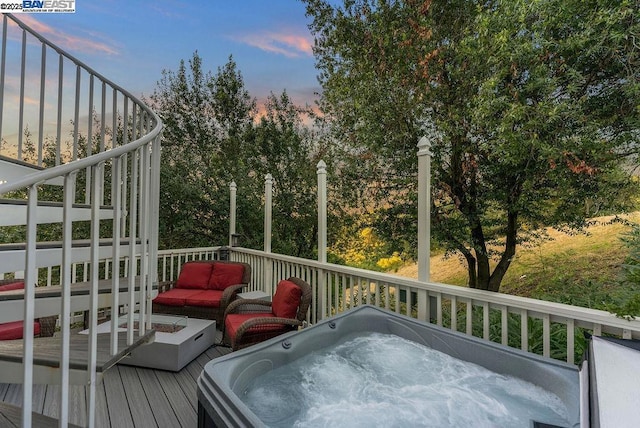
left=272, top=280, right=302, bottom=319
left=0, top=281, right=25, bottom=292
left=0, top=320, right=41, bottom=340
left=153, top=288, right=201, bottom=306
left=225, top=312, right=284, bottom=341
left=209, top=263, right=245, bottom=290
left=184, top=290, right=224, bottom=308
left=176, top=262, right=214, bottom=290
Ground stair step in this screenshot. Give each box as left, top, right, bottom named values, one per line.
left=0, top=155, right=64, bottom=186
left=0, top=276, right=148, bottom=321
left=0, top=329, right=155, bottom=384
left=0, top=198, right=115, bottom=226
left=0, top=276, right=156, bottom=384
left=0, top=401, right=83, bottom=427
left=0, top=238, right=141, bottom=276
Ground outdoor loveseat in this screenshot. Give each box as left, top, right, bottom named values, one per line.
left=152, top=260, right=251, bottom=326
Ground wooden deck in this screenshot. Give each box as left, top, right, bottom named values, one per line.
left=0, top=334, right=232, bottom=427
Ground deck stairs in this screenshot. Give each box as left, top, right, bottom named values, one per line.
left=0, top=13, right=163, bottom=426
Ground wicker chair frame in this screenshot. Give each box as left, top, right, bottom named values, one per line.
left=152, top=260, right=251, bottom=327
left=223, top=277, right=312, bottom=351
left=0, top=279, right=56, bottom=338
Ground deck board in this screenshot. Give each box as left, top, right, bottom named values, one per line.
left=155, top=369, right=197, bottom=427
left=0, top=333, right=233, bottom=427
left=102, top=366, right=134, bottom=427
left=117, top=365, right=155, bottom=427
left=135, top=368, right=181, bottom=427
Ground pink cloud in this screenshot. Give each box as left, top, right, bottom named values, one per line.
left=233, top=31, right=313, bottom=58
left=15, top=15, right=119, bottom=56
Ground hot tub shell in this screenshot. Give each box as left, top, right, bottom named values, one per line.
left=198, top=305, right=580, bottom=427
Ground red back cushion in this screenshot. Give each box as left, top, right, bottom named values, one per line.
left=0, top=281, right=25, bottom=292
left=272, top=280, right=302, bottom=319
left=209, top=263, right=245, bottom=290
left=176, top=262, right=214, bottom=289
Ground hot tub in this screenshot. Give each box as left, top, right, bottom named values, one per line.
left=198, top=305, right=580, bottom=427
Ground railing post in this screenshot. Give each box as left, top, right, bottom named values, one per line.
left=317, top=160, right=328, bottom=320
left=417, top=137, right=432, bottom=321
left=229, top=181, right=237, bottom=247
left=264, top=174, right=273, bottom=296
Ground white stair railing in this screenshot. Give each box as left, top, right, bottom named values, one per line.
left=0, top=13, right=162, bottom=427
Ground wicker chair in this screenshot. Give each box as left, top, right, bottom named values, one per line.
left=222, top=277, right=312, bottom=351
left=0, top=279, right=57, bottom=339
left=153, top=260, right=251, bottom=326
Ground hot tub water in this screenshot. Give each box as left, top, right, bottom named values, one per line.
left=242, top=332, right=570, bottom=427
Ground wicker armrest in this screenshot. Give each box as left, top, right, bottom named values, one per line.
left=220, top=283, right=248, bottom=307
left=156, top=280, right=176, bottom=294
left=38, top=315, right=57, bottom=337
left=234, top=316, right=303, bottom=347
left=225, top=299, right=272, bottom=317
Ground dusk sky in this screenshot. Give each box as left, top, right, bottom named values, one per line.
left=17, top=0, right=328, bottom=110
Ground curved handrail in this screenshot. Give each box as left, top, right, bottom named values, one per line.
left=0, top=13, right=162, bottom=194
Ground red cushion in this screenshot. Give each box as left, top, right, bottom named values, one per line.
left=153, top=288, right=201, bottom=306
left=209, top=263, right=245, bottom=290
left=176, top=262, right=214, bottom=289
left=272, top=280, right=302, bottom=319
left=225, top=312, right=282, bottom=341
left=0, top=320, right=41, bottom=340
left=184, top=290, right=224, bottom=307
left=0, top=281, right=25, bottom=292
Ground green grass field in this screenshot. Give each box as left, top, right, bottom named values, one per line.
left=395, top=212, right=640, bottom=311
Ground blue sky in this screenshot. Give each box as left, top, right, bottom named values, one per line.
left=19, top=0, right=322, bottom=110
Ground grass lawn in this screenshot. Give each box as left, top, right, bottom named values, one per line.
left=395, top=212, right=640, bottom=311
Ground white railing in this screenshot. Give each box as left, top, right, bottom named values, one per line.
left=0, top=13, right=162, bottom=427
left=213, top=247, right=640, bottom=366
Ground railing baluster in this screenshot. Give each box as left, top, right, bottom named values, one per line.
left=18, top=28, right=26, bottom=160
left=450, top=296, right=457, bottom=332
left=73, top=65, right=80, bottom=160
left=543, top=313, right=551, bottom=358
left=110, top=156, right=122, bottom=354
left=499, top=305, right=507, bottom=345
left=0, top=15, right=6, bottom=140
left=86, top=74, right=94, bottom=204
left=56, top=53, right=63, bottom=166
left=483, top=302, right=490, bottom=340
left=60, top=171, right=76, bottom=427
left=521, top=308, right=528, bottom=352
left=127, top=147, right=139, bottom=345
left=37, top=42, right=46, bottom=167
left=567, top=318, right=575, bottom=364
left=87, top=163, right=103, bottom=427
left=22, top=185, right=38, bottom=427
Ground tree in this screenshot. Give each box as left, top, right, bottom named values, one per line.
left=305, top=0, right=640, bottom=291
left=150, top=53, right=257, bottom=249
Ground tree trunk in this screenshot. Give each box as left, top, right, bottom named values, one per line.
left=487, top=210, right=518, bottom=292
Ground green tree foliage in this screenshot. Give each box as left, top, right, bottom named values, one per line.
left=248, top=91, right=324, bottom=258
left=611, top=223, right=640, bottom=319
left=151, top=53, right=324, bottom=257
left=150, top=53, right=256, bottom=249
left=304, top=0, right=640, bottom=291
